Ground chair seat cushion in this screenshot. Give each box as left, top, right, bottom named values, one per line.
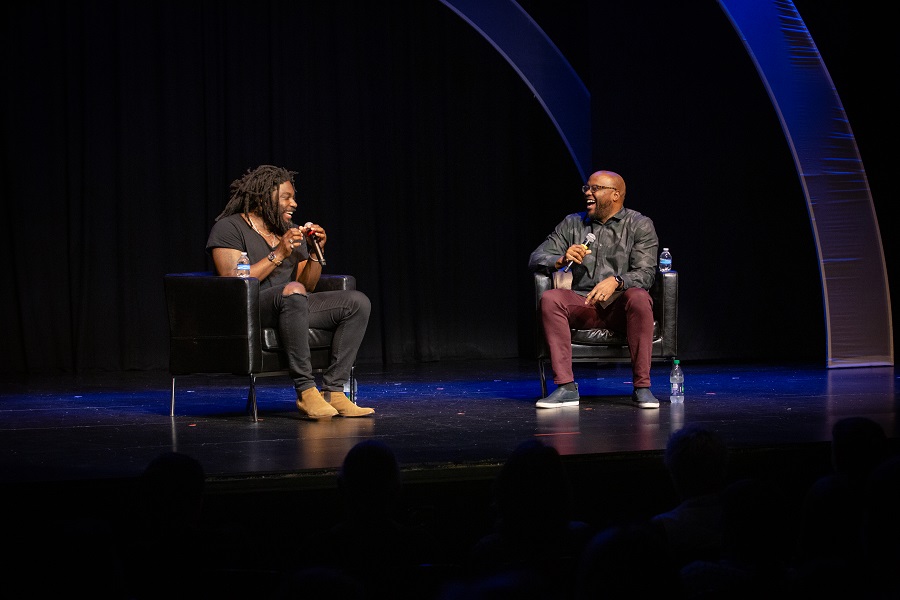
left=262, top=327, right=334, bottom=351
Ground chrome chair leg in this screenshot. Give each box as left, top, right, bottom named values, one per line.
left=538, top=360, right=548, bottom=398
left=245, top=374, right=259, bottom=422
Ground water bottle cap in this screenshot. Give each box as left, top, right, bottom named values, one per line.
left=673, top=359, right=679, bottom=364
left=663, top=248, right=669, bottom=251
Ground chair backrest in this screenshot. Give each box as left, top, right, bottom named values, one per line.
left=164, top=272, right=262, bottom=376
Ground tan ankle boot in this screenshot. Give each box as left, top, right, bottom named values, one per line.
left=296, top=388, right=338, bottom=419
left=327, top=391, right=375, bottom=417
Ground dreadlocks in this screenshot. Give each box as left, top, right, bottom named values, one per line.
left=216, top=165, right=298, bottom=235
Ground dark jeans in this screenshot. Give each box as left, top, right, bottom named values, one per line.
left=539, top=287, right=654, bottom=388
left=259, top=286, right=371, bottom=393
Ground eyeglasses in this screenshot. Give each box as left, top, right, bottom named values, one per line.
left=582, top=184, right=618, bottom=194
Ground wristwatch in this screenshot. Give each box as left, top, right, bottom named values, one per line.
left=614, top=275, right=624, bottom=290
left=267, top=252, right=283, bottom=266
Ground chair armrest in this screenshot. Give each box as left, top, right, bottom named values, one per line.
left=164, top=272, right=262, bottom=374
left=315, top=274, right=356, bottom=292
left=534, top=272, right=552, bottom=307
left=652, top=269, right=679, bottom=357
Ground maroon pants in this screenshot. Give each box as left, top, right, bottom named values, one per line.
left=539, top=287, right=654, bottom=388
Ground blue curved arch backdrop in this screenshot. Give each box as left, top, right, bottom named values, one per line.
left=441, top=0, right=892, bottom=368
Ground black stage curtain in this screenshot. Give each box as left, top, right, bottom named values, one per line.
left=2, top=1, right=893, bottom=374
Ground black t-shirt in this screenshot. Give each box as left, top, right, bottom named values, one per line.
left=206, top=213, right=308, bottom=290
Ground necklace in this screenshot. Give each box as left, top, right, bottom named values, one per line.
left=247, top=215, right=278, bottom=248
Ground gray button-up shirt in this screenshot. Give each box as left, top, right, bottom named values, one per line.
left=528, top=208, right=659, bottom=294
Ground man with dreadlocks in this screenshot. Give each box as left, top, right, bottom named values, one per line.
left=206, top=165, right=374, bottom=419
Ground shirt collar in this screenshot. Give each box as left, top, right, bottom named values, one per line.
left=585, top=206, right=627, bottom=225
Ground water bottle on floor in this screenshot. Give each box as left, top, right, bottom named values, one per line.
left=669, top=359, right=684, bottom=403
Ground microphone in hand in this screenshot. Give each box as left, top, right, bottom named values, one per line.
left=303, top=222, right=327, bottom=266
left=563, top=232, right=596, bottom=272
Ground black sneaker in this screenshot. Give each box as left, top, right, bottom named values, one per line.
left=536, top=383, right=580, bottom=408
left=631, top=387, right=660, bottom=409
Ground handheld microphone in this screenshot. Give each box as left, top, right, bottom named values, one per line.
left=563, top=232, right=596, bottom=272
left=303, top=222, right=327, bottom=266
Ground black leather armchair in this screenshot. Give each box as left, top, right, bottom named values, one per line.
left=534, top=269, right=678, bottom=397
left=164, top=271, right=357, bottom=421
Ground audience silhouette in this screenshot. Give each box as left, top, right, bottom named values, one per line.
left=576, top=521, right=684, bottom=600
left=650, top=424, right=730, bottom=570
left=121, top=451, right=211, bottom=599
left=859, top=453, right=900, bottom=599
left=271, top=565, right=367, bottom=600
left=679, top=477, right=795, bottom=598
left=439, top=569, right=558, bottom=600
left=793, top=416, right=890, bottom=594
left=293, top=439, right=442, bottom=600
left=43, top=515, right=129, bottom=599
left=461, top=438, right=594, bottom=598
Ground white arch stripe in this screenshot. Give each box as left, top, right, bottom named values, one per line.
left=718, top=0, right=892, bottom=367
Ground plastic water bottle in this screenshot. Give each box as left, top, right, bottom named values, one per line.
left=669, top=359, right=684, bottom=403
left=236, top=252, right=251, bottom=278
left=659, top=247, right=672, bottom=272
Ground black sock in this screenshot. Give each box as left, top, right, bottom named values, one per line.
left=561, top=382, right=577, bottom=391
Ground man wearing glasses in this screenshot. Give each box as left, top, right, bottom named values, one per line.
left=528, top=170, right=660, bottom=409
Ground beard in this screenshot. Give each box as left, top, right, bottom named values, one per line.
left=261, top=203, right=293, bottom=236
left=589, top=197, right=614, bottom=221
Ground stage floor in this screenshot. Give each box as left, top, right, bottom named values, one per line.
left=1, top=358, right=896, bottom=485
left=2, top=358, right=897, bottom=598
